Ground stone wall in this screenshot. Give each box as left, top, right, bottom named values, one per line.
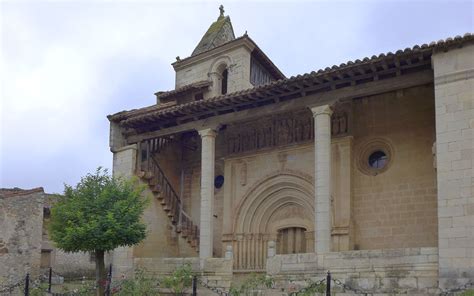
left=175, top=45, right=253, bottom=97
left=0, top=188, right=97, bottom=284
left=111, top=143, right=198, bottom=279
left=132, top=185, right=197, bottom=259
left=221, top=144, right=315, bottom=271
left=267, top=248, right=439, bottom=295
left=111, top=144, right=138, bottom=278
left=41, top=195, right=96, bottom=278
left=48, top=250, right=95, bottom=278
left=134, top=257, right=233, bottom=290
left=0, top=188, right=44, bottom=285
left=173, top=85, right=439, bottom=270
left=432, top=43, right=474, bottom=289
left=352, top=85, right=438, bottom=249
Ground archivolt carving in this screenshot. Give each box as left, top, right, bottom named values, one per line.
left=233, top=171, right=314, bottom=235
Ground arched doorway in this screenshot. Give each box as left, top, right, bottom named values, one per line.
left=232, top=171, right=314, bottom=270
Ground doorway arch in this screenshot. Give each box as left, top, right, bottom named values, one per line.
left=232, top=171, right=314, bottom=270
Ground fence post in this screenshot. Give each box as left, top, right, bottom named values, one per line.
left=192, top=276, right=197, bottom=296
left=24, top=273, right=29, bottom=296
left=326, top=271, right=331, bottom=296
left=48, top=267, right=52, bottom=293
left=105, top=264, right=113, bottom=296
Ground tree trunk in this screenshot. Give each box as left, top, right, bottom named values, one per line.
left=95, top=250, right=106, bottom=296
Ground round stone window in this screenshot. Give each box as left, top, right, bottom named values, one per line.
left=214, top=175, right=224, bottom=189
left=357, top=138, right=394, bottom=176
left=368, top=150, right=388, bottom=169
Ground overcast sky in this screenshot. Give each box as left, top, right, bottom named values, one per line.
left=1, top=0, right=472, bottom=193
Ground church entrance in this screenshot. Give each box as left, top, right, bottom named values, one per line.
left=277, top=227, right=307, bottom=254
left=231, top=172, right=314, bottom=270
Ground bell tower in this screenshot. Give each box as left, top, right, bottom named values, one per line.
left=157, top=6, right=284, bottom=104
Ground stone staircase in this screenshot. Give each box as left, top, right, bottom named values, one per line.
left=136, top=137, right=200, bottom=251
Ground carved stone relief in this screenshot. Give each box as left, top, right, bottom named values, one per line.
left=225, top=110, right=314, bottom=155
left=331, top=102, right=352, bottom=137
left=225, top=106, right=352, bottom=156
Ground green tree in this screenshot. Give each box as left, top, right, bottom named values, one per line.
left=50, top=168, right=148, bottom=296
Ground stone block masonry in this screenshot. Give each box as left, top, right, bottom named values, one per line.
left=0, top=188, right=97, bottom=285
left=135, top=257, right=233, bottom=294
left=433, top=43, right=474, bottom=290
left=267, top=248, right=439, bottom=295
left=0, top=188, right=44, bottom=285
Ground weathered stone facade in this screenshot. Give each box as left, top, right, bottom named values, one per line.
left=0, top=188, right=44, bottom=285
left=0, top=188, right=95, bottom=286
left=107, top=7, right=473, bottom=294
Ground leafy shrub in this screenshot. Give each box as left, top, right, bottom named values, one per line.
left=460, top=289, right=474, bottom=296
left=229, top=273, right=274, bottom=296
left=290, top=279, right=326, bottom=296
left=113, top=269, right=158, bottom=296
left=30, top=283, right=48, bottom=296
left=161, top=264, right=194, bottom=295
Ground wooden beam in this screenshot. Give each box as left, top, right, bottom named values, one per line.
left=126, top=70, right=433, bottom=144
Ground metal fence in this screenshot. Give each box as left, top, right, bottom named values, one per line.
left=2, top=268, right=473, bottom=296
left=0, top=265, right=112, bottom=296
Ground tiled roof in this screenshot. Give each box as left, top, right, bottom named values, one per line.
left=110, top=101, right=176, bottom=122
left=155, top=80, right=212, bottom=101
left=109, top=33, right=473, bottom=127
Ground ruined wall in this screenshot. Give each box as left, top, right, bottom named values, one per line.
left=352, top=85, right=438, bottom=249
left=0, top=188, right=44, bottom=285
left=49, top=250, right=95, bottom=277
left=41, top=195, right=96, bottom=277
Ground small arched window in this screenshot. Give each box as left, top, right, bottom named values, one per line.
left=221, top=69, right=228, bottom=95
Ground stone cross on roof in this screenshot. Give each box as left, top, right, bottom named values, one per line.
left=191, top=5, right=235, bottom=56
left=219, top=5, right=224, bottom=17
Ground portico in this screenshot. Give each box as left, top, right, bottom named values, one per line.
left=107, top=6, right=473, bottom=294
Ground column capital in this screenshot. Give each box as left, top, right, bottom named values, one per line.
left=198, top=128, right=218, bottom=138
left=309, top=104, right=333, bottom=117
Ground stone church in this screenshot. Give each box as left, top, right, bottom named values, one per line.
left=108, top=7, right=473, bottom=295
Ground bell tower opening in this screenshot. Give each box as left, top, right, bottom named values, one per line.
left=277, top=227, right=307, bottom=254
left=221, top=68, right=228, bottom=95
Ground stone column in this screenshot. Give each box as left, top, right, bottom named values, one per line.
left=198, top=128, right=217, bottom=258
left=311, top=105, right=333, bottom=253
